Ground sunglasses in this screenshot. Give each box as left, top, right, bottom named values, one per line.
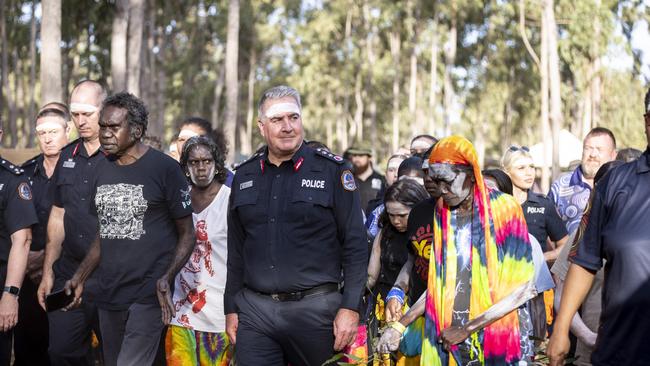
left=508, top=145, right=530, bottom=153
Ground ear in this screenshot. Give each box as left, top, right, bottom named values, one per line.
left=257, top=119, right=265, bottom=138
left=133, top=125, right=144, bottom=140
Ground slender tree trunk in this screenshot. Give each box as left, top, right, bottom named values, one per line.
left=429, top=18, right=439, bottom=136
left=40, top=0, right=63, bottom=105
left=407, top=0, right=418, bottom=136
left=10, top=52, right=18, bottom=147
left=354, top=71, right=364, bottom=143
left=127, top=0, right=145, bottom=96
left=540, top=3, right=551, bottom=193
left=241, top=47, right=256, bottom=156
left=590, top=0, right=601, bottom=132
left=28, top=0, right=37, bottom=142
left=0, top=0, right=4, bottom=131
left=545, top=0, right=562, bottom=180
left=443, top=3, right=457, bottom=137
left=224, top=0, right=240, bottom=162
left=212, top=62, right=225, bottom=130
left=111, top=0, right=129, bottom=92
left=389, top=31, right=401, bottom=152
left=362, top=0, right=377, bottom=146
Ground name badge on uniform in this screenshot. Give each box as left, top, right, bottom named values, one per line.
left=240, top=180, right=253, bottom=190
left=63, top=159, right=76, bottom=169
left=371, top=178, right=382, bottom=190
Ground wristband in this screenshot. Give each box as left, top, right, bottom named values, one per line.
left=389, top=321, right=406, bottom=334
left=386, top=286, right=405, bottom=305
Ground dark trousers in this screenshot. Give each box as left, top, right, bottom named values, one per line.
left=48, top=279, right=101, bottom=366
left=0, top=330, right=11, bottom=366
left=235, top=288, right=341, bottom=366
left=98, top=302, right=165, bottom=366
left=14, top=277, right=50, bottom=365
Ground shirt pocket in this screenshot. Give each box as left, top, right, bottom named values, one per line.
left=231, top=187, right=261, bottom=224
left=56, top=173, right=76, bottom=205
left=288, top=189, right=333, bottom=225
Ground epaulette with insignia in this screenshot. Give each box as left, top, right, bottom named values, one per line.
left=0, top=158, right=25, bottom=175
left=233, top=151, right=263, bottom=171
left=21, top=154, right=42, bottom=169
left=314, top=148, right=345, bottom=164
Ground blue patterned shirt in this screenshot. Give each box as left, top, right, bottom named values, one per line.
left=547, top=166, right=592, bottom=234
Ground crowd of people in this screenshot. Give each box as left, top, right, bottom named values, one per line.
left=0, top=81, right=648, bottom=366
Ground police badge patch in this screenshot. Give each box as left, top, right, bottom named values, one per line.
left=341, top=170, right=356, bottom=191
left=18, top=182, right=32, bottom=200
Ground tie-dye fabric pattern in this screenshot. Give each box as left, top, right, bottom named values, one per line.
left=422, top=136, right=534, bottom=366
left=165, top=325, right=232, bottom=366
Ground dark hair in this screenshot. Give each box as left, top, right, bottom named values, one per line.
left=306, top=140, right=330, bottom=152
left=39, top=102, right=69, bottom=116
left=586, top=127, right=616, bottom=149
left=616, top=148, right=642, bottom=163
left=180, top=117, right=212, bottom=135
left=36, top=108, right=70, bottom=126
left=101, top=92, right=149, bottom=138
left=418, top=143, right=436, bottom=161
left=398, top=156, right=425, bottom=178
left=482, top=168, right=513, bottom=195
left=379, top=179, right=429, bottom=230
left=410, top=134, right=438, bottom=145
left=594, top=160, right=624, bottom=185
left=644, top=87, right=650, bottom=113
left=180, top=135, right=227, bottom=184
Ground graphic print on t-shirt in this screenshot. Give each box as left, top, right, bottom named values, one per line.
left=174, top=219, right=214, bottom=316
left=95, top=183, right=148, bottom=240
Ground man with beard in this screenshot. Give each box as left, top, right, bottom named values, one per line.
left=344, top=146, right=386, bottom=212
left=548, top=128, right=616, bottom=234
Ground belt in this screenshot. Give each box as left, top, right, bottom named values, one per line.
left=253, top=283, right=340, bottom=302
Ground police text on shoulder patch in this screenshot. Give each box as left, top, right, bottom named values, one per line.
left=240, top=180, right=253, bottom=190
left=341, top=170, right=356, bottom=191
left=18, top=182, right=32, bottom=200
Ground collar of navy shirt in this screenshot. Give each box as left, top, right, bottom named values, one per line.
left=259, top=141, right=309, bottom=174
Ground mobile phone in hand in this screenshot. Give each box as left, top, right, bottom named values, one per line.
left=45, top=289, right=74, bottom=312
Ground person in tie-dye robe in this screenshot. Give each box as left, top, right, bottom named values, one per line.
left=376, top=136, right=536, bottom=366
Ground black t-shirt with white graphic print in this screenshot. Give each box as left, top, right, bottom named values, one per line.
left=92, top=148, right=192, bottom=310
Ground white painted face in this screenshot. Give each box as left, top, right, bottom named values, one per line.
left=186, top=145, right=216, bottom=188
left=36, top=116, right=69, bottom=157
left=427, top=163, right=473, bottom=207
left=385, top=201, right=411, bottom=232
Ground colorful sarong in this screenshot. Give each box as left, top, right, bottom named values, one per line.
left=165, top=325, right=232, bottom=366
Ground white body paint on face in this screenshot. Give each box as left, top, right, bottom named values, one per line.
left=70, top=103, right=98, bottom=113
left=265, top=102, right=301, bottom=119
left=189, top=165, right=215, bottom=188
left=178, top=129, right=200, bottom=140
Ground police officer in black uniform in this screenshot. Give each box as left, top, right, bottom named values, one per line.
left=16, top=107, right=71, bottom=366
left=0, top=126, right=39, bottom=366
left=225, top=86, right=367, bottom=366
left=37, top=80, right=107, bottom=366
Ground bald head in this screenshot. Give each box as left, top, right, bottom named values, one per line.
left=69, top=80, right=106, bottom=141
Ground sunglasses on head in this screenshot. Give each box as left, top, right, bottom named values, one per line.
left=508, top=145, right=530, bottom=153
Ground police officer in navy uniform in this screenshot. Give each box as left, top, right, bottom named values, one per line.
left=15, top=106, right=71, bottom=366
left=225, top=86, right=367, bottom=366
left=37, top=80, right=108, bottom=366
left=0, top=126, right=39, bottom=366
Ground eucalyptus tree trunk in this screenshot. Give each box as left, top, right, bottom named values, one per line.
left=111, top=0, right=128, bottom=92
left=224, top=0, right=240, bottom=162
left=428, top=18, right=439, bottom=136
left=40, top=0, right=63, bottom=105
left=28, top=0, right=37, bottom=145
left=443, top=3, right=457, bottom=137
left=545, top=0, right=562, bottom=180
left=127, top=0, right=145, bottom=96
left=389, top=31, right=401, bottom=152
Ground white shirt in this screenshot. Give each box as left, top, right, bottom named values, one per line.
left=170, top=185, right=230, bottom=332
